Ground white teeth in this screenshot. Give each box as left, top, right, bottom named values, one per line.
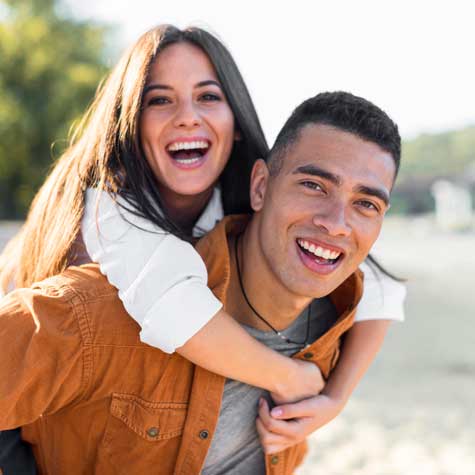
left=175, top=157, right=200, bottom=164
left=297, top=239, right=341, bottom=260
left=167, top=141, right=209, bottom=152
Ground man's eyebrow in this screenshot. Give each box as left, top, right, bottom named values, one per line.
left=355, top=185, right=390, bottom=207
left=292, top=165, right=342, bottom=186
left=143, top=80, right=222, bottom=96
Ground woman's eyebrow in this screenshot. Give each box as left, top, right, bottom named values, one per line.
left=143, top=84, right=171, bottom=95
left=196, top=80, right=222, bottom=88
left=143, top=80, right=221, bottom=96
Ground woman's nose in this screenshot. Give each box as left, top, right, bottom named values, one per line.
left=173, top=101, right=202, bottom=129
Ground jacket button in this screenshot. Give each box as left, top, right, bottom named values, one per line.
left=271, top=455, right=279, bottom=465
left=147, top=427, right=159, bottom=438
left=303, top=352, right=314, bottom=359
left=199, top=429, right=209, bottom=440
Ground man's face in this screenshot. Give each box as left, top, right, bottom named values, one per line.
left=250, top=123, right=396, bottom=300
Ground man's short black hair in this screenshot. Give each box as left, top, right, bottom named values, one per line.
left=268, top=91, right=401, bottom=178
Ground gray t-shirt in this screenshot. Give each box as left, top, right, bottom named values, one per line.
left=202, top=297, right=337, bottom=475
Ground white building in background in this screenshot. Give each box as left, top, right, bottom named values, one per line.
left=431, top=179, right=473, bottom=231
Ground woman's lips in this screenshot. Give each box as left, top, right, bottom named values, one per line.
left=166, top=138, right=211, bottom=170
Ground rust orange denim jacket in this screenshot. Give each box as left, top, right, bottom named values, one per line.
left=0, top=216, right=363, bottom=475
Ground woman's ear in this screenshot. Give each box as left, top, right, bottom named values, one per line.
left=249, top=159, right=269, bottom=212
left=234, top=129, right=242, bottom=141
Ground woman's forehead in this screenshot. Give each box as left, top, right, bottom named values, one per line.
left=146, top=42, right=218, bottom=86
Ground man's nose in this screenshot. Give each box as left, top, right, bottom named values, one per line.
left=173, top=101, right=202, bottom=129
left=312, top=199, right=352, bottom=237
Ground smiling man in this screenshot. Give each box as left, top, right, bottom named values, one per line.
left=0, top=91, right=400, bottom=475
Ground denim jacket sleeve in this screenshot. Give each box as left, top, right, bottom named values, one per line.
left=0, top=429, right=37, bottom=475
left=0, top=284, right=89, bottom=429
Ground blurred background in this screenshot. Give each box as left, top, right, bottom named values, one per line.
left=0, top=0, right=474, bottom=473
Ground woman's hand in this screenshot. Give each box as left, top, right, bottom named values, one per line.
left=256, top=394, right=345, bottom=454
left=271, top=359, right=325, bottom=405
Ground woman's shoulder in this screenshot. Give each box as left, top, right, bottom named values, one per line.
left=356, top=261, right=406, bottom=321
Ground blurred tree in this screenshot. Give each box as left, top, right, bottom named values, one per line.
left=399, top=125, right=475, bottom=182
left=0, top=0, right=109, bottom=218
left=388, top=125, right=475, bottom=215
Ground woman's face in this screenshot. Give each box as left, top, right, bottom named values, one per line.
left=140, top=42, right=236, bottom=200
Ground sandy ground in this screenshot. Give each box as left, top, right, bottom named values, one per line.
left=1, top=217, right=474, bottom=474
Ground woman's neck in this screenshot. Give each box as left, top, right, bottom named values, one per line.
left=160, top=186, right=214, bottom=235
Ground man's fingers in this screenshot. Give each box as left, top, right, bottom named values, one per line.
left=270, top=397, right=318, bottom=420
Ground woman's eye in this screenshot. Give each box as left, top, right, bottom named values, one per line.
left=200, top=93, right=221, bottom=102
left=147, top=96, right=171, bottom=106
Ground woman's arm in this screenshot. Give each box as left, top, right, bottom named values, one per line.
left=178, top=307, right=325, bottom=401
left=82, top=189, right=324, bottom=401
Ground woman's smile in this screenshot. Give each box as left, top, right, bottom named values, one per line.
left=166, top=136, right=211, bottom=169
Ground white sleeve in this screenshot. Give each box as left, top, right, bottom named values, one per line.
left=354, top=261, right=406, bottom=322
left=81, top=189, right=223, bottom=353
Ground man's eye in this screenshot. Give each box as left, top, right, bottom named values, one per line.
left=301, top=181, right=324, bottom=192
left=147, top=96, right=171, bottom=106
left=356, top=200, right=379, bottom=212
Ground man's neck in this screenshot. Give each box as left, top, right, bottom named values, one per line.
left=226, top=225, right=312, bottom=332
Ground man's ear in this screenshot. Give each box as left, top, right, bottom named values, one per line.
left=250, top=159, right=270, bottom=212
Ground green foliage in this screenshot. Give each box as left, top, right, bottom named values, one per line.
left=0, top=0, right=109, bottom=218
left=399, top=125, right=475, bottom=182
left=389, top=125, right=475, bottom=215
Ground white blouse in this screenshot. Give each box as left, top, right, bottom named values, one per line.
left=81, top=188, right=405, bottom=354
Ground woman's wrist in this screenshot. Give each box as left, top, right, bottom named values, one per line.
left=272, top=359, right=325, bottom=404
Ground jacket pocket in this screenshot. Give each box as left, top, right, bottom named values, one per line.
left=98, top=393, right=187, bottom=474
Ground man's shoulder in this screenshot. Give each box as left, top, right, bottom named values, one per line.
left=38, top=263, right=118, bottom=300
left=195, top=215, right=250, bottom=301
left=28, top=264, right=144, bottom=346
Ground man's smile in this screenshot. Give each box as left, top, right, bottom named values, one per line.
left=295, top=237, right=345, bottom=275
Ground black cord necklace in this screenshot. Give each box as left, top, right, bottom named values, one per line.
left=234, top=233, right=311, bottom=348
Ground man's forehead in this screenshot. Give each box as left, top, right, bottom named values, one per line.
left=279, top=123, right=396, bottom=191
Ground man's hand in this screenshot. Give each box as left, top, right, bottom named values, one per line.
left=256, top=394, right=345, bottom=454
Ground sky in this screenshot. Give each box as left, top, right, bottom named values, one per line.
left=64, top=0, right=475, bottom=143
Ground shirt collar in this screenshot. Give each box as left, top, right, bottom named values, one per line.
left=192, top=188, right=224, bottom=238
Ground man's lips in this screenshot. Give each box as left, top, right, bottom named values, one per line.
left=296, top=238, right=345, bottom=275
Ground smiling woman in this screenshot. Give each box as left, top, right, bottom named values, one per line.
left=139, top=42, right=237, bottom=232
